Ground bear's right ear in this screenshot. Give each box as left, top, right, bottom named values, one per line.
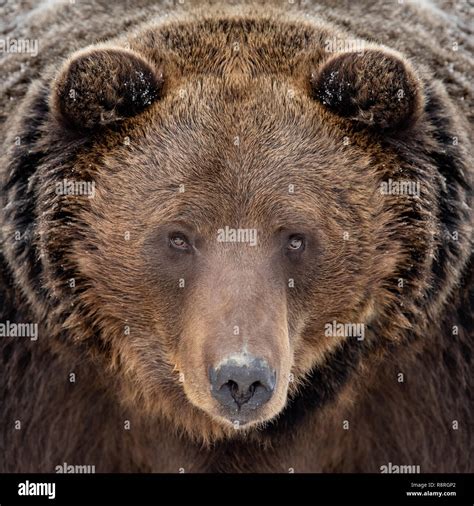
left=310, top=49, right=424, bottom=130
left=50, top=47, right=164, bottom=130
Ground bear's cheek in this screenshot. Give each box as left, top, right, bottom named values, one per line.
left=281, top=227, right=377, bottom=376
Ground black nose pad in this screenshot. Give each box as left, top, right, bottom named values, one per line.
left=209, top=356, right=276, bottom=412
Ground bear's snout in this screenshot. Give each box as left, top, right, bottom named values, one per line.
left=209, top=355, right=276, bottom=421
left=176, top=261, right=292, bottom=428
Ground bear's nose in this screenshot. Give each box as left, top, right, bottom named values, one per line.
left=209, top=356, right=276, bottom=413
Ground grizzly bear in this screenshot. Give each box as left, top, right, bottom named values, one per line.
left=0, top=0, right=472, bottom=473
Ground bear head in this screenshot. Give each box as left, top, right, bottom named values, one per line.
left=7, top=15, right=449, bottom=443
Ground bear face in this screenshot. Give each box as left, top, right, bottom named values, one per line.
left=1, top=1, right=472, bottom=474
left=30, top=17, right=430, bottom=442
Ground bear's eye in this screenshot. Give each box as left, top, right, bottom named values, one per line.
left=286, top=234, right=305, bottom=252
left=169, top=232, right=191, bottom=252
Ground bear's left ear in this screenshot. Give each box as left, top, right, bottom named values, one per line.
left=50, top=47, right=164, bottom=130
left=311, top=49, right=424, bottom=130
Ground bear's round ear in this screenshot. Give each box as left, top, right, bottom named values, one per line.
left=51, top=47, right=164, bottom=130
left=311, top=49, right=424, bottom=130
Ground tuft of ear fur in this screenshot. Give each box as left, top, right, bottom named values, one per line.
left=311, top=48, right=424, bottom=130
left=51, top=47, right=163, bottom=130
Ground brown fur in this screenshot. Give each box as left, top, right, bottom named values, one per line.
left=0, top=0, right=472, bottom=472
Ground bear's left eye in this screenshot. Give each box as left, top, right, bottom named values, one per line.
left=169, top=232, right=191, bottom=251
left=286, top=234, right=305, bottom=252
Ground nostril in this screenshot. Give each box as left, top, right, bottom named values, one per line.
left=250, top=382, right=257, bottom=393
left=223, top=380, right=239, bottom=396
left=249, top=381, right=262, bottom=394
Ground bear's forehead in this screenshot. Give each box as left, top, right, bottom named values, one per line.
left=94, top=95, right=373, bottom=232
left=109, top=81, right=353, bottom=192
left=133, top=16, right=322, bottom=78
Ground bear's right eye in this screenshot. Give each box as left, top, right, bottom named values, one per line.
left=169, top=233, right=191, bottom=252
left=286, top=234, right=305, bottom=252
